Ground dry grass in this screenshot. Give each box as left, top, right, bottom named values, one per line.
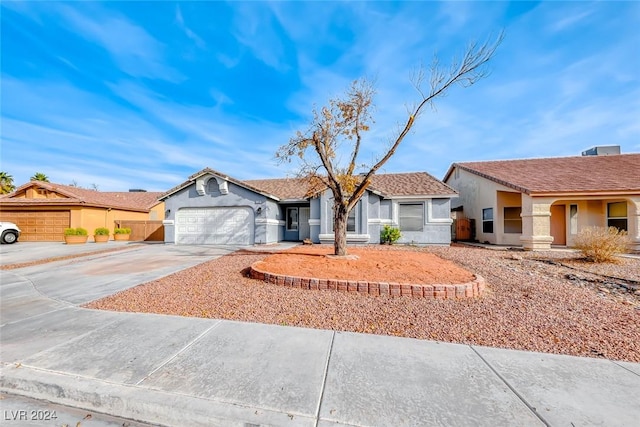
left=574, top=226, right=630, bottom=263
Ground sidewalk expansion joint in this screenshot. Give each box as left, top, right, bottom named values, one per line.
left=313, top=330, right=336, bottom=427
left=470, top=346, right=551, bottom=427
left=5, top=270, right=75, bottom=308
left=135, top=320, right=222, bottom=386
left=0, top=307, right=68, bottom=328
left=611, top=360, right=640, bottom=377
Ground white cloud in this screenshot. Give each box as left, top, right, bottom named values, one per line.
left=56, top=4, right=183, bottom=82
left=230, top=3, right=290, bottom=72
left=175, top=5, right=206, bottom=49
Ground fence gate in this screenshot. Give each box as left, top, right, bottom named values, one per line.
left=114, top=220, right=164, bottom=241
left=454, top=217, right=474, bottom=241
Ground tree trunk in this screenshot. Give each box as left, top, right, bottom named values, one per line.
left=334, top=201, right=348, bottom=256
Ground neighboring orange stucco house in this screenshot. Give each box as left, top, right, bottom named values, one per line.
left=444, top=149, right=640, bottom=251
left=0, top=181, right=164, bottom=242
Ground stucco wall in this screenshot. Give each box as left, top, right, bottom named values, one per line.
left=76, top=207, right=159, bottom=242
left=309, top=197, right=321, bottom=243
left=367, top=193, right=383, bottom=244
left=446, top=168, right=522, bottom=244
left=496, top=191, right=523, bottom=246
left=392, top=198, right=452, bottom=245
left=162, top=178, right=268, bottom=244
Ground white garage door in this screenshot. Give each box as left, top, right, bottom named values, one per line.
left=176, top=207, right=254, bottom=245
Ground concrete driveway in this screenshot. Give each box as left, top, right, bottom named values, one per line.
left=0, top=242, right=235, bottom=324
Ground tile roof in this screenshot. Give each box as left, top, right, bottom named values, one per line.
left=246, top=172, right=457, bottom=199
left=0, top=181, right=163, bottom=211
left=368, top=172, right=457, bottom=197
left=163, top=168, right=455, bottom=201
left=448, top=154, right=640, bottom=194
left=244, top=177, right=312, bottom=200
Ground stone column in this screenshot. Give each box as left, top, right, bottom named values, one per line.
left=520, top=194, right=554, bottom=250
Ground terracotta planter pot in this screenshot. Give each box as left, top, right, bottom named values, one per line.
left=64, top=235, right=88, bottom=245
left=113, top=234, right=130, bottom=241
left=94, top=235, right=110, bottom=243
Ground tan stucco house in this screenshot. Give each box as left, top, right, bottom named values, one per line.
left=0, top=181, right=164, bottom=242
left=443, top=150, right=640, bottom=251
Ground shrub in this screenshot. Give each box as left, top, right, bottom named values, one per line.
left=64, top=227, right=88, bottom=236
left=574, top=226, right=630, bottom=263
left=380, top=225, right=401, bottom=245
left=114, top=227, right=131, bottom=235
left=94, top=227, right=110, bottom=236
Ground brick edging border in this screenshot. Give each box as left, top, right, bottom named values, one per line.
left=249, top=263, right=485, bottom=299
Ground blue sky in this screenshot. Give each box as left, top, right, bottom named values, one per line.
left=1, top=1, right=638, bottom=192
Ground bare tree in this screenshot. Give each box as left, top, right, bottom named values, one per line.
left=277, top=33, right=503, bottom=256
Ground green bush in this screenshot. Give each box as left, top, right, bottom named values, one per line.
left=114, top=227, right=131, bottom=235
left=574, top=226, right=630, bottom=263
left=94, top=227, right=110, bottom=236
left=380, top=225, right=401, bottom=245
left=64, top=227, right=88, bottom=236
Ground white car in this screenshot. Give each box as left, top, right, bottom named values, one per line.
left=0, top=221, right=21, bottom=244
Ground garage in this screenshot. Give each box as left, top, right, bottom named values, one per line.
left=175, top=207, right=254, bottom=245
left=0, top=211, right=71, bottom=242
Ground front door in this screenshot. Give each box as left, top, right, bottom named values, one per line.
left=550, top=205, right=566, bottom=245
left=299, top=207, right=310, bottom=240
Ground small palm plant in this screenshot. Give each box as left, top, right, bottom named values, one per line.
left=30, top=172, right=50, bottom=182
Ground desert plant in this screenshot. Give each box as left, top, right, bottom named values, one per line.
left=94, top=227, right=110, bottom=236
left=380, top=225, right=401, bottom=245
left=114, top=227, right=131, bottom=235
left=64, top=227, right=88, bottom=236
left=573, top=226, right=630, bottom=263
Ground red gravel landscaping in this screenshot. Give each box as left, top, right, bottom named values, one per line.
left=84, top=245, right=640, bottom=363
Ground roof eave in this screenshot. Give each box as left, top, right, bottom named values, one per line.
left=385, top=193, right=459, bottom=200
left=530, top=190, right=640, bottom=197
left=160, top=168, right=281, bottom=202
left=456, top=165, right=532, bottom=195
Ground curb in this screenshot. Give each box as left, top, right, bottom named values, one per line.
left=0, top=364, right=313, bottom=427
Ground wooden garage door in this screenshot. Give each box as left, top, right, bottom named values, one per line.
left=0, top=211, right=70, bottom=241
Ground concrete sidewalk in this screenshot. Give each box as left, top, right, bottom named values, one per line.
left=1, top=246, right=639, bottom=426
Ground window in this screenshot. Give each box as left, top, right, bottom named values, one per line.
left=399, top=204, right=423, bottom=232
left=607, top=202, right=627, bottom=231
left=347, top=209, right=356, bottom=232
left=569, top=205, right=578, bottom=235
left=286, top=207, right=298, bottom=230
left=482, top=208, right=494, bottom=233
left=503, top=207, right=522, bottom=234
left=330, top=206, right=356, bottom=233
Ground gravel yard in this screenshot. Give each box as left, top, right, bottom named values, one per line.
left=85, top=245, right=640, bottom=362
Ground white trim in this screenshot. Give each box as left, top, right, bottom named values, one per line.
left=255, top=218, right=285, bottom=226
left=308, top=219, right=321, bottom=226
left=162, top=220, right=174, bottom=226
left=319, top=233, right=370, bottom=243
left=367, top=218, right=393, bottom=225
left=427, top=199, right=454, bottom=224
left=195, top=174, right=214, bottom=196
left=391, top=194, right=457, bottom=200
